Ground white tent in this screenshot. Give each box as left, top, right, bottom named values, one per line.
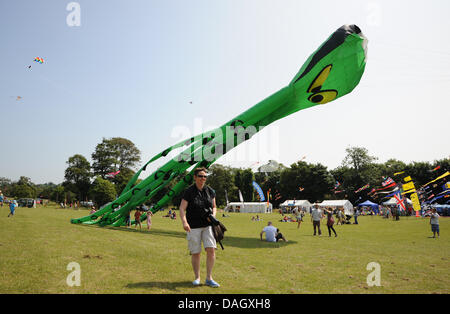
left=279, top=200, right=312, bottom=213
left=382, top=198, right=412, bottom=206
left=225, top=202, right=273, bottom=213
left=318, top=200, right=354, bottom=216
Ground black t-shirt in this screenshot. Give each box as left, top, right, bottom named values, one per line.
left=182, top=184, right=216, bottom=228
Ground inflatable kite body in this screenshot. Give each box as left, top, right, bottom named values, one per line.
left=72, top=24, right=368, bottom=227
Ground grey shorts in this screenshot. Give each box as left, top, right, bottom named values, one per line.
left=187, top=226, right=217, bottom=254
left=431, top=224, right=439, bottom=233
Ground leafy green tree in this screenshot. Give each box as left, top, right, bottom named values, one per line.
left=336, top=147, right=379, bottom=203
left=233, top=168, right=254, bottom=202
left=11, top=184, right=35, bottom=198
left=342, top=146, right=378, bottom=172
left=0, top=177, right=12, bottom=195
left=404, top=161, right=432, bottom=187
left=280, top=162, right=334, bottom=203
left=89, top=177, right=117, bottom=207
left=64, top=154, right=92, bottom=200
left=206, top=164, right=235, bottom=207
left=37, top=183, right=57, bottom=199
left=383, top=159, right=407, bottom=177
left=51, top=185, right=65, bottom=203
left=91, top=137, right=141, bottom=178
left=10, top=176, right=36, bottom=198
left=110, top=167, right=135, bottom=195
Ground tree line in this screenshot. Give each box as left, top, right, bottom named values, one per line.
left=1, top=139, right=448, bottom=209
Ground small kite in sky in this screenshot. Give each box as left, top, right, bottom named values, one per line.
left=28, top=57, right=44, bottom=69
left=34, top=57, right=44, bottom=64
left=106, top=170, right=120, bottom=178
left=16, top=96, right=22, bottom=101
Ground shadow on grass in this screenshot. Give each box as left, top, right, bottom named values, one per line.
left=125, top=281, right=197, bottom=292
left=76, top=224, right=297, bottom=248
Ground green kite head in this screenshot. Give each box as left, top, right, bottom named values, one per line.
left=290, top=24, right=368, bottom=109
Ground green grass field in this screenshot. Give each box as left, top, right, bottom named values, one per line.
left=0, top=204, right=448, bottom=294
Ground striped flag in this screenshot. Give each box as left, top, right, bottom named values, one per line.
left=382, top=177, right=395, bottom=187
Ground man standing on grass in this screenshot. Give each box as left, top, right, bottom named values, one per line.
left=430, top=208, right=440, bottom=238
left=179, top=167, right=219, bottom=288
left=311, top=204, right=324, bottom=236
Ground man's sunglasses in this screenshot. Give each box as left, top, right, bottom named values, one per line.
left=196, top=175, right=208, bottom=178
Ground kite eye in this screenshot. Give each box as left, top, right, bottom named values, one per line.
left=307, top=65, right=333, bottom=93
left=306, top=64, right=338, bottom=104
left=308, top=90, right=338, bottom=104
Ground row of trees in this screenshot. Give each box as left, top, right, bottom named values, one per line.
left=1, top=140, right=448, bottom=209
left=1, top=137, right=140, bottom=206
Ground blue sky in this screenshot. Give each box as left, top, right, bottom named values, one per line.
left=1, top=0, right=449, bottom=184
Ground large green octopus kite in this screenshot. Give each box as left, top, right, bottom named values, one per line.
left=72, top=24, right=368, bottom=227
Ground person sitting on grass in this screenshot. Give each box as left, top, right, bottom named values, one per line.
left=276, top=228, right=288, bottom=242
left=260, top=221, right=278, bottom=242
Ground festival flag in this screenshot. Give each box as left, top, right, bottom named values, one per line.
left=422, top=171, right=449, bottom=188
left=410, top=192, right=421, bottom=212
left=274, top=190, right=282, bottom=201
left=382, top=177, right=395, bottom=187
left=355, top=184, right=370, bottom=193
left=430, top=165, right=441, bottom=172
left=376, top=182, right=396, bottom=191
left=402, top=181, right=415, bottom=192
left=402, top=189, right=416, bottom=195
left=252, top=181, right=265, bottom=202
left=393, top=191, right=406, bottom=211
left=334, top=181, right=341, bottom=189
left=224, top=189, right=229, bottom=205
left=239, top=190, right=245, bottom=206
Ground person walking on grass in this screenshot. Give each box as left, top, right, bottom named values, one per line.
left=430, top=208, right=440, bottom=238
left=8, top=200, right=17, bottom=217
left=179, top=167, right=220, bottom=288
left=146, top=210, right=153, bottom=230
left=311, top=204, right=324, bottom=236
left=325, top=207, right=337, bottom=237
left=296, top=209, right=304, bottom=229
